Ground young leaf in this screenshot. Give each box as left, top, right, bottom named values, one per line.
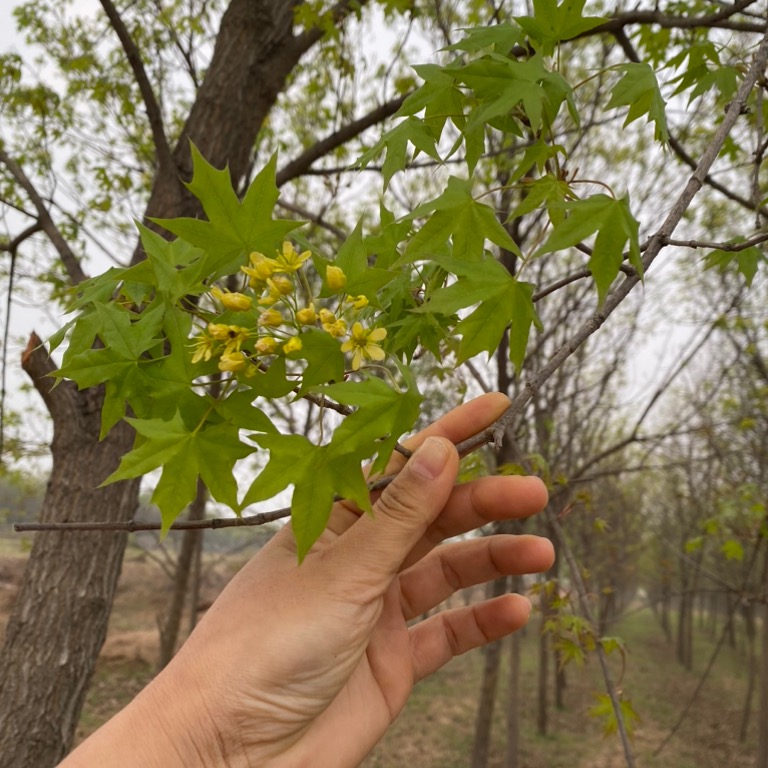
left=515, top=0, right=607, bottom=57
left=317, top=368, right=423, bottom=475
left=606, top=63, right=668, bottom=143
left=536, top=194, right=641, bottom=304
left=152, top=146, right=298, bottom=277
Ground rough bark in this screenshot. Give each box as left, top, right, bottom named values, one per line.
left=0, top=336, right=140, bottom=767
left=757, top=549, right=768, bottom=768
left=0, top=2, right=341, bottom=765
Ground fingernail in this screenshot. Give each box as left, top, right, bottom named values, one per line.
left=410, top=437, right=450, bottom=480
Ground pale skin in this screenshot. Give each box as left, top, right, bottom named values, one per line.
left=61, top=393, right=554, bottom=768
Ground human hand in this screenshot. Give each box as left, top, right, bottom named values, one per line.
left=62, top=393, right=553, bottom=768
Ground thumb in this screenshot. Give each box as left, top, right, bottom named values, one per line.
left=333, top=436, right=459, bottom=581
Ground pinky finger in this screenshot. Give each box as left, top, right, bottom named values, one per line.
left=409, top=594, right=532, bottom=683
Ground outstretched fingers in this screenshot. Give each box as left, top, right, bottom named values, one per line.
left=399, top=534, right=554, bottom=621
left=409, top=594, right=532, bottom=682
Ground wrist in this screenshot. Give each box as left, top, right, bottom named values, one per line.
left=60, top=662, right=235, bottom=768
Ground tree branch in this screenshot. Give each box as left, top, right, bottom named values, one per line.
left=0, top=148, right=87, bottom=285
left=592, top=0, right=765, bottom=37
left=98, top=0, right=175, bottom=177
left=17, top=20, right=768, bottom=539
left=662, top=231, right=768, bottom=251
left=19, top=332, right=80, bottom=428
left=276, top=96, right=406, bottom=186
left=0, top=222, right=43, bottom=254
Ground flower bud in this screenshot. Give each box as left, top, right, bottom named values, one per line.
left=324, top=318, right=347, bottom=338
left=269, top=276, right=293, bottom=295
left=211, top=286, right=253, bottom=312
left=296, top=304, right=318, bottom=325
left=258, top=309, right=283, bottom=327
left=326, top=265, right=347, bottom=292
left=255, top=336, right=278, bottom=355
left=318, top=308, right=336, bottom=325
left=218, top=351, right=247, bottom=372
left=346, top=294, right=369, bottom=310
left=282, top=337, right=303, bottom=355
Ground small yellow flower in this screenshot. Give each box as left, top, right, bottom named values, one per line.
left=211, top=286, right=253, bottom=312
left=190, top=331, right=215, bottom=364
left=207, top=324, right=251, bottom=354
left=242, top=251, right=280, bottom=284
left=341, top=322, right=387, bottom=371
left=283, top=336, right=303, bottom=355
left=258, top=309, right=283, bottom=328
left=345, top=294, right=369, bottom=310
left=276, top=241, right=311, bottom=273
left=218, top=351, right=247, bottom=373
left=255, top=336, right=278, bottom=355
left=258, top=275, right=294, bottom=306
left=326, top=265, right=347, bottom=292
left=324, top=318, right=347, bottom=338
left=296, top=304, right=318, bottom=325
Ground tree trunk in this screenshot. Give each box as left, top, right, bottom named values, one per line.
left=536, top=584, right=550, bottom=736
left=503, top=576, right=523, bottom=768
left=739, top=600, right=756, bottom=743
left=0, top=3, right=337, bottom=765
left=157, top=478, right=208, bottom=669
left=0, top=339, right=140, bottom=767
left=471, top=576, right=508, bottom=768
left=756, top=549, right=768, bottom=768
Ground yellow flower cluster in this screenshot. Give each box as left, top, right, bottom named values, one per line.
left=189, top=241, right=388, bottom=377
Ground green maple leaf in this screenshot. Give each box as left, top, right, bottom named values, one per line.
left=240, top=432, right=371, bottom=560
left=358, top=116, right=442, bottom=190
left=536, top=194, right=642, bottom=304
left=105, top=410, right=255, bottom=533
left=317, top=367, right=423, bottom=475
left=418, top=256, right=541, bottom=366
left=515, top=0, right=607, bottom=56
left=704, top=244, right=765, bottom=288
left=402, top=176, right=520, bottom=264
left=333, top=221, right=396, bottom=304
left=56, top=301, right=167, bottom=437
left=136, top=223, right=208, bottom=302
left=606, top=63, right=668, bottom=143
left=152, top=145, right=299, bottom=278
left=589, top=693, right=639, bottom=740
left=295, top=328, right=346, bottom=394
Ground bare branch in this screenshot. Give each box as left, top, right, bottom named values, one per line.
left=276, top=96, right=406, bottom=187
left=0, top=222, right=43, bottom=254
left=592, top=1, right=765, bottom=37
left=276, top=199, right=348, bottom=241
left=662, top=231, right=768, bottom=251
left=0, top=148, right=87, bottom=285
left=98, top=0, right=175, bottom=177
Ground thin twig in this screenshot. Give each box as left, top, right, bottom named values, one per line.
left=662, top=231, right=768, bottom=251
